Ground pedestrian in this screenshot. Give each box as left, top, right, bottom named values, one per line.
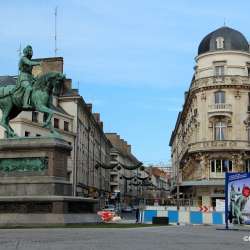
left=135, top=208, right=140, bottom=223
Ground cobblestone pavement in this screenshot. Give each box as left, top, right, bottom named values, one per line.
left=0, top=225, right=249, bottom=250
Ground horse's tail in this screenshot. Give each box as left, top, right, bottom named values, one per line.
left=0, top=85, right=16, bottom=99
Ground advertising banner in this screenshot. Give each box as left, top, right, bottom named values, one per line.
left=225, top=173, right=250, bottom=227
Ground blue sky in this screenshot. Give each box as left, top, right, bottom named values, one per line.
left=0, top=0, right=250, bottom=164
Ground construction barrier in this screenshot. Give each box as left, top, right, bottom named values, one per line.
left=142, top=206, right=225, bottom=225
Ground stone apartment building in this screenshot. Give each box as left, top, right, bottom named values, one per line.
left=169, top=26, right=250, bottom=208
left=0, top=57, right=112, bottom=199
left=105, top=133, right=141, bottom=205
left=142, top=166, right=171, bottom=203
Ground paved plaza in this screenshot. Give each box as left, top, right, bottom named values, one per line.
left=0, top=225, right=249, bottom=250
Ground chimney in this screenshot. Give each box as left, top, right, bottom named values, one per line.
left=93, top=113, right=100, bottom=123
left=127, top=144, right=131, bottom=153
left=99, top=121, right=103, bottom=130
left=86, top=103, right=92, bottom=113
left=60, top=78, right=72, bottom=95
left=33, top=57, right=64, bottom=77
left=184, top=91, right=188, bottom=100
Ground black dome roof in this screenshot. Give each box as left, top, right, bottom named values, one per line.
left=198, top=26, right=249, bottom=55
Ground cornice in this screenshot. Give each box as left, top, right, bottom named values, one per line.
left=195, top=50, right=250, bottom=62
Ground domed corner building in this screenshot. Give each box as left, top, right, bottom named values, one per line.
left=169, top=26, right=250, bottom=208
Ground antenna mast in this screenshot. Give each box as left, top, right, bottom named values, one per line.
left=17, top=43, right=22, bottom=58
left=17, top=43, right=22, bottom=75
left=54, top=6, right=58, bottom=56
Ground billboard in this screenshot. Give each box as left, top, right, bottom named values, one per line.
left=225, top=173, right=250, bottom=227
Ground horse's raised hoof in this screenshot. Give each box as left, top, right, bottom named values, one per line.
left=6, top=132, right=18, bottom=138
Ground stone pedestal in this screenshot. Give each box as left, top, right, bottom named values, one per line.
left=0, top=137, right=72, bottom=196
left=0, top=137, right=100, bottom=225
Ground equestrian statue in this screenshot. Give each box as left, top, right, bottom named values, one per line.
left=0, top=45, right=65, bottom=138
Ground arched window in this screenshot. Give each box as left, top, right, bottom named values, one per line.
left=214, top=121, right=226, bottom=140
left=214, top=91, right=225, bottom=104
left=216, top=37, right=224, bottom=49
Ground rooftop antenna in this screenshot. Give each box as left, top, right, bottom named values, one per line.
left=54, top=6, right=58, bottom=56
left=223, top=18, right=226, bottom=26
left=17, top=43, right=22, bottom=75
left=77, top=81, right=80, bottom=90
left=17, top=43, right=22, bottom=58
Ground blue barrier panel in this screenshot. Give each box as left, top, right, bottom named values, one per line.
left=212, top=212, right=223, bottom=224
left=144, top=210, right=157, bottom=223
left=190, top=211, right=203, bottom=224
left=168, top=210, right=179, bottom=223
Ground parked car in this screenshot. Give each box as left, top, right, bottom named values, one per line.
left=102, top=205, right=117, bottom=212
left=122, top=206, right=133, bottom=213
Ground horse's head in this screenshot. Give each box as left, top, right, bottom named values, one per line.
left=34, top=71, right=66, bottom=96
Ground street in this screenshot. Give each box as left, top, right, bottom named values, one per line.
left=0, top=225, right=249, bottom=250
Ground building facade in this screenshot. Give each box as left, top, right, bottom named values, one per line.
left=169, top=26, right=250, bottom=208
left=0, top=57, right=112, bottom=200
left=105, top=133, right=141, bottom=205
left=142, top=166, right=171, bottom=204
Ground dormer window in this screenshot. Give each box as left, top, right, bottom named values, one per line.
left=216, top=37, right=224, bottom=49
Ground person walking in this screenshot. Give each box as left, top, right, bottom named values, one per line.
left=135, top=208, right=140, bottom=223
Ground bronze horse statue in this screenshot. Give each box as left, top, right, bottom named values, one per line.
left=0, top=71, right=65, bottom=138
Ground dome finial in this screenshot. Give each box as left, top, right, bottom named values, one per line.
left=223, top=18, right=226, bottom=27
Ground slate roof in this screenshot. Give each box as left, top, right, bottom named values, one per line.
left=0, top=75, right=17, bottom=86
left=198, top=26, right=249, bottom=55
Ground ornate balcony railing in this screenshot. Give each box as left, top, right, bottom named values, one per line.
left=208, top=103, right=232, bottom=115
left=208, top=103, right=232, bottom=110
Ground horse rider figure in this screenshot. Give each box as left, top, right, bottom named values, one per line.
left=17, top=45, right=41, bottom=108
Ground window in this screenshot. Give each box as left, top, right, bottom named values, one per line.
left=32, top=111, right=38, bottom=123
left=43, top=114, right=47, bottom=123
left=210, top=159, right=232, bottom=173
left=25, top=131, right=30, bottom=137
left=248, top=126, right=250, bottom=142
left=64, top=121, right=69, bottom=131
left=216, top=37, right=224, bottom=49
left=214, top=91, right=225, bottom=104
left=110, top=154, right=118, bottom=162
left=214, top=121, right=226, bottom=140
left=54, top=118, right=59, bottom=129
left=215, top=66, right=224, bottom=77
left=248, top=68, right=250, bottom=77
left=36, top=134, right=41, bottom=137
left=245, top=160, right=250, bottom=172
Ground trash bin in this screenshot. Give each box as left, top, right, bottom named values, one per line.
left=152, top=217, right=169, bottom=225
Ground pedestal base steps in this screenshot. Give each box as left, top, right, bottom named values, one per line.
left=0, top=196, right=100, bottom=225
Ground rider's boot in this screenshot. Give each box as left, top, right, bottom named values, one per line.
left=23, top=89, right=32, bottom=109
